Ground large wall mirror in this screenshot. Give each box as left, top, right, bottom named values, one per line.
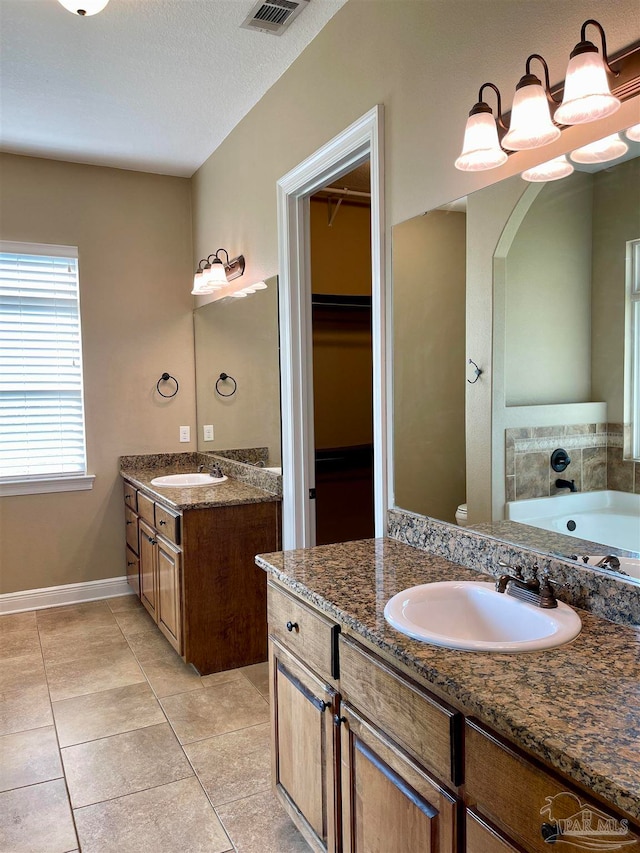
left=393, top=125, right=640, bottom=585
left=193, top=275, right=281, bottom=465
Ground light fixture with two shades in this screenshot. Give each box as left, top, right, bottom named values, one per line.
left=455, top=20, right=640, bottom=182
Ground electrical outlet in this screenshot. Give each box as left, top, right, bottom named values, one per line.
left=179, top=426, right=190, bottom=443
left=203, top=424, right=214, bottom=442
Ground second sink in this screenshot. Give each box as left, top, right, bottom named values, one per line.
left=384, top=581, right=581, bottom=653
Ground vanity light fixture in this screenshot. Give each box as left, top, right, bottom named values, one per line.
left=57, top=0, right=109, bottom=15
left=455, top=19, right=639, bottom=174
left=624, top=123, right=640, bottom=142
left=521, top=155, right=574, bottom=183
left=191, top=249, right=245, bottom=296
left=554, top=20, right=621, bottom=125
left=569, top=133, right=629, bottom=164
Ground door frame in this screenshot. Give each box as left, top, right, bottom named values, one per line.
left=277, top=105, right=387, bottom=549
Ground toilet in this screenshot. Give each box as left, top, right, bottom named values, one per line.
left=455, top=503, right=468, bottom=526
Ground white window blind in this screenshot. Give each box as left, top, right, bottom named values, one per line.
left=0, top=243, right=88, bottom=481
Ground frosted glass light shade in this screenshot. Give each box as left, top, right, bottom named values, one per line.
left=203, top=260, right=228, bottom=287
left=57, top=0, right=109, bottom=14
left=191, top=272, right=217, bottom=296
left=521, top=156, right=574, bottom=183
left=231, top=291, right=248, bottom=298
left=554, top=50, right=620, bottom=125
left=455, top=111, right=507, bottom=172
left=570, top=134, right=628, bottom=164
left=625, top=124, right=640, bottom=142
left=502, top=82, right=561, bottom=150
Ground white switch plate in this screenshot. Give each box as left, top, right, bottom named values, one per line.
left=179, top=426, right=190, bottom=443
left=203, top=424, right=214, bottom=442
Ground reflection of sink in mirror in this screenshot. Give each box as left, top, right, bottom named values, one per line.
left=506, top=491, right=640, bottom=554
left=150, top=473, right=228, bottom=487
left=384, top=581, right=581, bottom=653
left=263, top=466, right=282, bottom=474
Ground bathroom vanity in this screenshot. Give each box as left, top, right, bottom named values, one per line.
left=257, top=539, right=640, bottom=853
left=121, top=454, right=281, bottom=675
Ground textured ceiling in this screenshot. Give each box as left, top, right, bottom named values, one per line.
left=0, top=0, right=347, bottom=176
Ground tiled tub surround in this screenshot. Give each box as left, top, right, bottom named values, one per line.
left=506, top=423, right=639, bottom=502
left=388, top=508, right=640, bottom=626
left=120, top=452, right=281, bottom=509
left=256, top=538, right=640, bottom=821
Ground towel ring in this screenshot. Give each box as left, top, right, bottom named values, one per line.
left=216, top=373, right=237, bottom=397
left=467, top=359, right=483, bottom=384
left=156, top=372, right=179, bottom=398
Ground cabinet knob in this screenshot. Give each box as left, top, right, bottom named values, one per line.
left=541, top=823, right=560, bottom=843
left=127, top=561, right=136, bottom=567
left=334, top=714, right=347, bottom=726
left=147, top=536, right=157, bottom=545
left=158, top=520, right=166, bottom=526
left=125, top=494, right=130, bottom=501
left=126, top=520, right=134, bottom=525
left=286, top=621, right=299, bottom=633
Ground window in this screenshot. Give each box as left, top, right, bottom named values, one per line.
left=0, top=242, right=93, bottom=495
left=627, top=238, right=640, bottom=460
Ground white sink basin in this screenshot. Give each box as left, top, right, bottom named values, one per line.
left=384, top=581, right=581, bottom=653
left=150, top=473, right=228, bottom=487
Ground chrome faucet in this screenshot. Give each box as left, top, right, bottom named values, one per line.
left=495, top=562, right=559, bottom=609
left=197, top=463, right=222, bottom=477
left=594, top=555, right=621, bottom=571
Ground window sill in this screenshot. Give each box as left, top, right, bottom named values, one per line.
left=0, top=475, right=95, bottom=497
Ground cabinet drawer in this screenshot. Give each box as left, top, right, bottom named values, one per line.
left=268, top=582, right=340, bottom=682
left=465, top=720, right=640, bottom=853
left=339, top=636, right=462, bottom=788
left=466, top=810, right=520, bottom=853
left=123, top=481, right=137, bottom=512
left=124, top=506, right=139, bottom=554
left=137, top=492, right=155, bottom=526
left=155, top=504, right=181, bottom=545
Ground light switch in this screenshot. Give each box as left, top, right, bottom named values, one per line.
left=203, top=424, right=214, bottom=441
left=179, top=426, right=190, bottom=443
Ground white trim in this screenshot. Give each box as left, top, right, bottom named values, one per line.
left=0, top=474, right=95, bottom=497
left=0, top=240, right=78, bottom=258
left=0, top=576, right=132, bottom=615
left=277, top=105, right=387, bottom=549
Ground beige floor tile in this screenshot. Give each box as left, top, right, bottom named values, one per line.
left=0, top=779, right=77, bottom=853
left=40, top=624, right=129, bottom=666
left=37, top=601, right=116, bottom=638
left=184, top=722, right=271, bottom=805
left=0, top=627, right=41, bottom=661
left=240, top=661, right=270, bottom=697
left=0, top=726, right=62, bottom=792
left=0, top=683, right=53, bottom=736
left=0, top=611, right=37, bottom=634
left=62, top=722, right=193, bottom=808
left=107, top=594, right=142, bottom=613
left=216, top=789, right=310, bottom=853
left=114, top=607, right=157, bottom=637
left=0, top=652, right=46, bottom=694
left=46, top=645, right=145, bottom=702
left=161, top=680, right=269, bottom=744
left=200, top=667, right=245, bottom=689
left=74, top=776, right=233, bottom=853
left=126, top=626, right=179, bottom=662
left=141, top=653, right=204, bottom=698
left=53, top=681, right=164, bottom=747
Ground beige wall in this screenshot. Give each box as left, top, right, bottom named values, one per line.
left=504, top=172, right=593, bottom=406
left=592, top=157, right=640, bottom=423
left=193, top=277, right=281, bottom=462
left=0, top=154, right=194, bottom=595
left=393, top=210, right=466, bottom=522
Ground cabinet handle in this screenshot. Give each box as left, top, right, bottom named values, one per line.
left=147, top=536, right=157, bottom=545
left=541, top=823, right=560, bottom=844
left=126, top=520, right=134, bottom=525
left=334, top=714, right=347, bottom=726
left=286, top=621, right=299, bottom=633
left=125, top=494, right=130, bottom=501
left=158, top=520, right=166, bottom=526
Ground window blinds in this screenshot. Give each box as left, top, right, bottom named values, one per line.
left=0, top=246, right=87, bottom=480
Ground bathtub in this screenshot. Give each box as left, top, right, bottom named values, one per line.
left=506, top=490, right=640, bottom=554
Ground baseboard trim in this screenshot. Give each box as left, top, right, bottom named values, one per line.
left=0, top=576, right=133, bottom=615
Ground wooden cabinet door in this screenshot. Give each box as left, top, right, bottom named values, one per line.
left=139, top=519, right=157, bottom=619
left=340, top=702, right=458, bottom=853
left=156, top=537, right=182, bottom=654
left=125, top=546, right=140, bottom=597
left=270, top=639, right=339, bottom=853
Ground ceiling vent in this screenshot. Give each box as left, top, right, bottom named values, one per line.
left=241, top=0, right=309, bottom=36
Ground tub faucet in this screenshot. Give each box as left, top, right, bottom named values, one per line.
left=555, top=478, right=577, bottom=492
left=595, top=555, right=621, bottom=571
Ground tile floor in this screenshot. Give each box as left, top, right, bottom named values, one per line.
left=0, top=595, right=311, bottom=853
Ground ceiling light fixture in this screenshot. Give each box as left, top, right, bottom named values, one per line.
left=455, top=21, right=640, bottom=176
left=57, top=0, right=109, bottom=15
left=191, top=249, right=245, bottom=296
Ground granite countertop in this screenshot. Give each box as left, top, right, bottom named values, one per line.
left=120, top=466, right=281, bottom=510
left=256, top=538, right=640, bottom=821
